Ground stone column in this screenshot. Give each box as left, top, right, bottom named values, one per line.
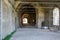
left=37, top=7, right=44, bottom=28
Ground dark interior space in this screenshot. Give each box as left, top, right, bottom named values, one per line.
left=18, top=4, right=36, bottom=28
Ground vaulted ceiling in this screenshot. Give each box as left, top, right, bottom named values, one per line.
left=15, top=0, right=60, bottom=2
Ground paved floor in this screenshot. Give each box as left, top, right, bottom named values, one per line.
left=10, top=28, right=60, bottom=40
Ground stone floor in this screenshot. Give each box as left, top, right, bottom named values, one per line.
left=10, top=28, right=60, bottom=40
left=0, top=34, right=1, bottom=40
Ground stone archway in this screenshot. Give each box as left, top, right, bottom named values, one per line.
left=16, top=4, right=36, bottom=28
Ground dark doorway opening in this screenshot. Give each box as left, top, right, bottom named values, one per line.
left=18, top=4, right=36, bottom=28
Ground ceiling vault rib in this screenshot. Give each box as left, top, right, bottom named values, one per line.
left=17, top=2, right=60, bottom=4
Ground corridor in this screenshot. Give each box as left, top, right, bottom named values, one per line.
left=10, top=28, right=60, bottom=40
left=1, top=0, right=60, bottom=40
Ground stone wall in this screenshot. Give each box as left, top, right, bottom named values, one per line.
left=2, top=0, right=15, bottom=38
left=0, top=0, right=1, bottom=40
left=49, top=9, right=53, bottom=27
left=44, top=9, right=49, bottom=27
left=49, top=7, right=60, bottom=30
left=0, top=0, right=1, bottom=26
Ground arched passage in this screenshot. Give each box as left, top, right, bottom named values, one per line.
left=16, top=4, right=36, bottom=28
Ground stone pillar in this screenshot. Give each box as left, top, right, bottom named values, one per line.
left=37, top=7, right=44, bottom=28
left=38, top=17, right=42, bottom=28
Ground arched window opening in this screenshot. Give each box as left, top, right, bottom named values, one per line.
left=53, top=7, right=59, bottom=25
